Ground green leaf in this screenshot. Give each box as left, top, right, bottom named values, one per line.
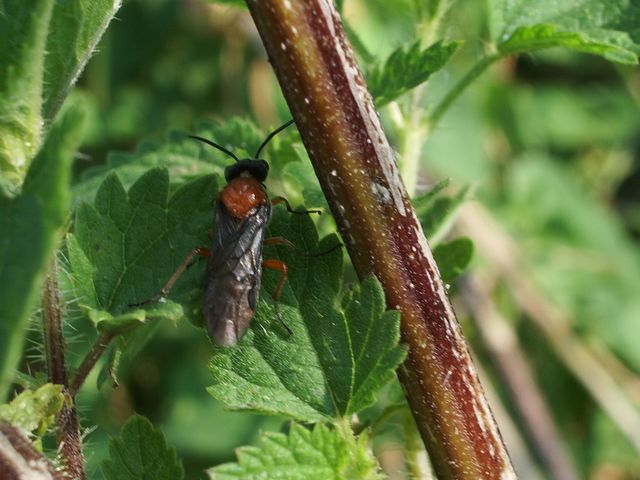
left=0, top=0, right=120, bottom=191
left=101, top=414, right=184, bottom=480
left=208, top=423, right=383, bottom=480
left=414, top=178, right=450, bottom=205
left=0, top=103, right=85, bottom=401
left=195, top=117, right=263, bottom=159
left=368, top=40, right=460, bottom=106
left=208, top=208, right=406, bottom=422
left=413, top=183, right=470, bottom=246
left=433, top=237, right=474, bottom=284
left=0, top=196, right=45, bottom=401
left=43, top=0, right=122, bottom=120
left=489, top=0, right=640, bottom=64
left=68, top=169, right=217, bottom=330
left=0, top=384, right=64, bottom=437
left=68, top=168, right=215, bottom=385
left=0, top=0, right=54, bottom=190
left=341, top=277, right=408, bottom=414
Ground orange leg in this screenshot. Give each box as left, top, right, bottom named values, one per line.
left=130, top=247, right=210, bottom=307
left=263, top=259, right=288, bottom=303
left=264, top=236, right=295, bottom=248
left=263, top=258, right=292, bottom=335
left=271, top=196, right=321, bottom=215
left=265, top=236, right=342, bottom=258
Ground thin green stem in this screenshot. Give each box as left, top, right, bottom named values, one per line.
left=428, top=53, right=501, bottom=130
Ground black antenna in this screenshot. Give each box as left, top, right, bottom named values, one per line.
left=254, top=119, right=295, bottom=158
left=189, top=135, right=240, bottom=163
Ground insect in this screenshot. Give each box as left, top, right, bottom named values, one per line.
left=133, top=120, right=324, bottom=346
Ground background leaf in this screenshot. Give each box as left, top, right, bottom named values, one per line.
left=414, top=183, right=470, bottom=245
left=489, top=0, right=640, bottom=63
left=432, top=237, right=474, bottom=284
left=368, top=40, right=460, bottom=106
left=101, top=414, right=184, bottom=480
left=503, top=155, right=640, bottom=370
left=205, top=0, right=247, bottom=9
left=72, top=118, right=295, bottom=207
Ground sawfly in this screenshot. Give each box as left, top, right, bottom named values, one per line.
left=132, top=120, right=335, bottom=346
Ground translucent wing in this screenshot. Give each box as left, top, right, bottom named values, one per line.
left=203, top=201, right=271, bottom=346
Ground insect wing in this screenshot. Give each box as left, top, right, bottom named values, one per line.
left=203, top=201, right=271, bottom=346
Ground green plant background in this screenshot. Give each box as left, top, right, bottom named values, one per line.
left=1, top=0, right=639, bottom=478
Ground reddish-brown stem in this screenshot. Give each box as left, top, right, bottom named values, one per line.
left=0, top=421, right=64, bottom=479
left=245, top=1, right=515, bottom=478
left=42, top=260, right=85, bottom=480
left=69, top=330, right=115, bottom=397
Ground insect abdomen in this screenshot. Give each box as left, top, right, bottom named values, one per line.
left=203, top=201, right=270, bottom=346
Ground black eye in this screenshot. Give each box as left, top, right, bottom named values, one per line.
left=224, top=163, right=242, bottom=182
left=224, top=159, right=269, bottom=182
left=251, top=160, right=269, bottom=182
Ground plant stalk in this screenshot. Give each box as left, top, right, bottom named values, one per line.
left=245, top=1, right=516, bottom=478
left=42, top=259, right=86, bottom=480
left=69, top=330, right=115, bottom=397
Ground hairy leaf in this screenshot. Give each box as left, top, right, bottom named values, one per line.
left=101, top=415, right=184, bottom=480
left=208, top=423, right=382, bottom=480
left=490, top=0, right=640, bottom=64
left=68, top=169, right=217, bottom=331
left=368, top=40, right=460, bottom=106
left=44, top=0, right=122, bottom=119
left=0, top=0, right=54, bottom=190
left=0, top=104, right=85, bottom=401
left=0, top=0, right=121, bottom=191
